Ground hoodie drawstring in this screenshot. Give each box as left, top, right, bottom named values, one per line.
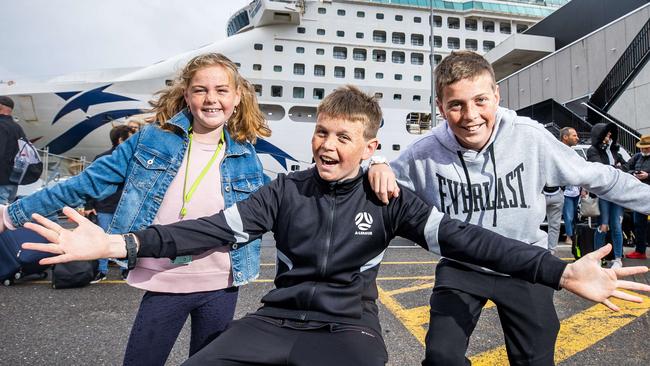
left=456, top=147, right=498, bottom=227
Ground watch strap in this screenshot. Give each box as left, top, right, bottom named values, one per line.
left=122, top=233, right=138, bottom=270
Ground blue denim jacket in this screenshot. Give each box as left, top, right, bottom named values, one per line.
left=8, top=110, right=265, bottom=285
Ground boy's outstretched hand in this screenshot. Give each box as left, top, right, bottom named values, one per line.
left=21, top=206, right=127, bottom=265
left=561, top=244, right=649, bottom=311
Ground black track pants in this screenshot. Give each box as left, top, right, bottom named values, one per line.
left=183, top=314, right=389, bottom=366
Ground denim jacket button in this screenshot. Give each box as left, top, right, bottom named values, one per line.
left=147, top=159, right=154, bottom=165
left=232, top=243, right=238, bottom=250
left=225, top=185, right=231, bottom=192
left=236, top=272, right=243, bottom=278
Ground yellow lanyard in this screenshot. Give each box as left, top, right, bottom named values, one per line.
left=179, top=130, right=225, bottom=218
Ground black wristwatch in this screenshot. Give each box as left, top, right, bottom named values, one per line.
left=122, top=233, right=138, bottom=270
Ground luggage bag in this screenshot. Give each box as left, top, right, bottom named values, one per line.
left=0, top=228, right=52, bottom=286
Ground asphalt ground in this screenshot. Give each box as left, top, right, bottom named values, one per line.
left=1, top=236, right=649, bottom=366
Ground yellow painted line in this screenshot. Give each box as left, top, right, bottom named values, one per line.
left=377, top=284, right=427, bottom=345
left=470, top=291, right=650, bottom=365
left=384, top=282, right=435, bottom=296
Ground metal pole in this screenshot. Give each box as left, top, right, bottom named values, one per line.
left=430, top=0, right=436, bottom=126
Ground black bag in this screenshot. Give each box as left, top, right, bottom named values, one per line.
left=51, top=260, right=97, bottom=289
left=9, top=137, right=43, bottom=185
left=572, top=223, right=615, bottom=260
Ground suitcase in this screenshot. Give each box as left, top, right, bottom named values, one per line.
left=572, top=222, right=615, bottom=261
left=0, top=228, right=52, bottom=286
left=51, top=260, right=97, bottom=289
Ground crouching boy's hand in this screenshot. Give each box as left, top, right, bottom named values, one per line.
left=368, top=163, right=400, bottom=205
left=21, top=206, right=127, bottom=265
left=560, top=244, right=650, bottom=311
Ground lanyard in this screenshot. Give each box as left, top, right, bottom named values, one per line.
left=179, top=129, right=225, bottom=218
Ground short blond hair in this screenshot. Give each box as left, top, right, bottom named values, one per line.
left=435, top=51, right=496, bottom=100
left=317, top=85, right=382, bottom=140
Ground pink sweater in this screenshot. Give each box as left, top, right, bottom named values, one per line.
left=127, top=139, right=233, bottom=293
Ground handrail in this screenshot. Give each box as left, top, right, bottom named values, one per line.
left=582, top=102, right=640, bottom=155
left=581, top=103, right=640, bottom=140
left=590, top=18, right=650, bottom=110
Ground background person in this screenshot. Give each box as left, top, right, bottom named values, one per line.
left=586, top=123, right=627, bottom=269
left=0, top=96, right=27, bottom=205
left=624, top=134, right=650, bottom=260
left=0, top=53, right=270, bottom=365
left=560, top=127, right=580, bottom=245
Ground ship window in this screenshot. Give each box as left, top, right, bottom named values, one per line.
left=483, top=40, right=495, bottom=52
left=448, top=17, right=460, bottom=29
left=376, top=13, right=384, bottom=20
left=336, top=30, right=345, bottom=37
left=372, top=50, right=386, bottom=62
left=414, top=16, right=421, bottom=23
left=377, top=144, right=382, bottom=150
left=394, top=94, right=402, bottom=100
left=411, top=53, right=424, bottom=65
left=316, top=48, right=325, bottom=55
left=296, top=47, right=305, bottom=53
left=354, top=68, right=365, bottom=80
left=448, top=37, right=460, bottom=50
left=414, top=75, right=422, bottom=82
left=271, top=86, right=283, bottom=98
left=465, top=39, right=478, bottom=51
left=273, top=65, right=282, bottom=72
left=313, top=88, right=325, bottom=100
left=274, top=45, right=283, bottom=52
left=392, top=32, right=405, bottom=45
left=314, top=65, right=325, bottom=77
left=483, top=20, right=495, bottom=33
left=413, top=95, right=421, bottom=101
left=373, top=30, right=386, bottom=43
left=411, top=34, right=424, bottom=46
left=432, top=35, right=442, bottom=48
left=297, top=27, right=306, bottom=34
left=393, top=144, right=400, bottom=151
left=517, top=24, right=529, bottom=33
left=293, top=87, right=305, bottom=99
left=333, top=47, right=348, bottom=59
left=260, top=104, right=286, bottom=121
left=293, top=63, right=305, bottom=75
left=429, top=15, right=442, bottom=27
left=334, top=66, right=345, bottom=78
left=317, top=28, right=326, bottom=35
left=254, top=43, right=263, bottom=50
left=165, top=79, right=173, bottom=86
left=318, top=7, right=326, bottom=14
left=337, top=9, right=346, bottom=16
left=353, top=48, right=367, bottom=61
left=288, top=106, right=318, bottom=123
left=406, top=112, right=432, bottom=135
left=375, top=72, right=384, bottom=79
left=375, top=92, right=383, bottom=99
left=234, top=62, right=240, bottom=68
left=357, top=11, right=365, bottom=18
left=253, top=64, right=262, bottom=71
left=254, top=84, right=262, bottom=97
left=274, top=12, right=291, bottom=22
left=391, top=51, right=405, bottom=64
left=356, top=32, right=364, bottom=39
left=395, top=15, right=403, bottom=21
left=394, top=74, right=402, bottom=81
left=434, top=54, right=442, bottom=64
left=500, top=22, right=511, bottom=34
left=465, top=19, right=477, bottom=31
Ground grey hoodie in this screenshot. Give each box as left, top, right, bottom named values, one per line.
left=392, top=107, right=650, bottom=272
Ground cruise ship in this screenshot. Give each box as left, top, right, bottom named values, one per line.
left=0, top=0, right=569, bottom=175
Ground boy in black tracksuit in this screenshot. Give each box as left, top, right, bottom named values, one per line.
left=24, top=86, right=650, bottom=366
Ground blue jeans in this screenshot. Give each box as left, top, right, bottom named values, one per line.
left=562, top=196, right=579, bottom=237
left=633, top=211, right=648, bottom=254
left=594, top=199, right=624, bottom=259
left=0, top=184, right=18, bottom=205
left=96, top=212, right=114, bottom=274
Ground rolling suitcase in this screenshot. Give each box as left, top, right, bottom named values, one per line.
left=0, top=228, right=52, bottom=286
left=572, top=222, right=615, bottom=261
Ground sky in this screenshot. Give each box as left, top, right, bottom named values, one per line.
left=2, top=0, right=250, bottom=80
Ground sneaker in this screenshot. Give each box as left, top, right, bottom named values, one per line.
left=610, top=258, right=623, bottom=269
left=91, top=272, right=107, bottom=284
left=563, top=236, right=573, bottom=245
left=625, top=251, right=647, bottom=260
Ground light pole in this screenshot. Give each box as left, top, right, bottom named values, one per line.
left=430, top=0, right=436, bottom=126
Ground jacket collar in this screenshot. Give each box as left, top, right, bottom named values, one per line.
left=166, top=108, right=250, bottom=157
left=312, top=167, right=364, bottom=194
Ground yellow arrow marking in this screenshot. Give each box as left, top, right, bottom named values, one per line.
left=470, top=291, right=650, bottom=365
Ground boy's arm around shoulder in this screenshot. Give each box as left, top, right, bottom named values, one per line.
left=7, top=133, right=139, bottom=227
left=135, top=175, right=284, bottom=258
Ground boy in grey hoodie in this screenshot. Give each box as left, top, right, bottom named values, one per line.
left=369, top=51, right=650, bottom=365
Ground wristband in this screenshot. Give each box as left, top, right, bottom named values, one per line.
left=122, top=233, right=138, bottom=270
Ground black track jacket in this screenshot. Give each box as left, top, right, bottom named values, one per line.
left=135, top=168, right=566, bottom=332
